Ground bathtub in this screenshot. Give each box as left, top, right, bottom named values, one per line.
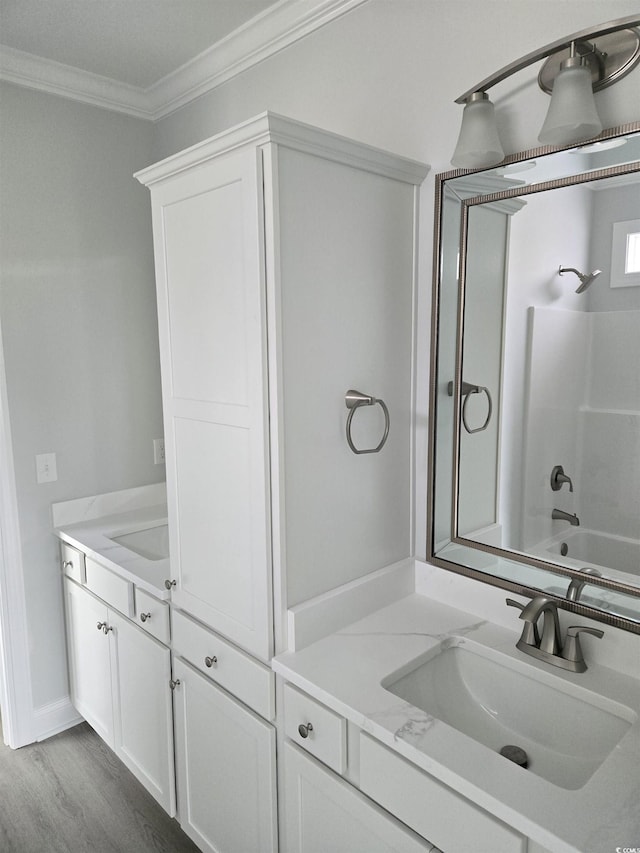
left=545, top=528, right=640, bottom=579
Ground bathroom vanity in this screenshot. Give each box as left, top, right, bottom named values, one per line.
left=54, top=485, right=278, bottom=851
left=55, top=492, right=175, bottom=815
left=55, top=115, right=640, bottom=853
left=56, top=496, right=640, bottom=853
left=273, top=564, right=640, bottom=853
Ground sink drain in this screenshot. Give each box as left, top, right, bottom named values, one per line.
left=499, top=745, right=528, bottom=768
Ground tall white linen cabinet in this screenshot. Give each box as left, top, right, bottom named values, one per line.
left=136, top=113, right=427, bottom=853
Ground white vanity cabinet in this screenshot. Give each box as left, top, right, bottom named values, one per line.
left=283, top=743, right=433, bottom=853
left=134, top=112, right=427, bottom=852
left=63, top=573, right=175, bottom=816
left=170, top=608, right=277, bottom=853
left=135, top=113, right=428, bottom=663
left=282, top=683, right=435, bottom=853
left=137, top=140, right=272, bottom=662
left=280, top=681, right=532, bottom=853
left=64, top=577, right=114, bottom=745
left=109, top=607, right=175, bottom=816
left=171, top=657, right=277, bottom=853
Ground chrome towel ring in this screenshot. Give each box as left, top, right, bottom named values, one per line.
left=447, top=380, right=493, bottom=434
left=345, top=389, right=390, bottom=454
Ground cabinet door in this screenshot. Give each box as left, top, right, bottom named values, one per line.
left=63, top=578, right=113, bottom=746
left=109, top=610, right=176, bottom=816
left=283, top=743, right=432, bottom=853
left=151, top=148, right=272, bottom=661
left=172, top=657, right=277, bottom=853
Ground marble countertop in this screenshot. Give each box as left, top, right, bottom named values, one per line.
left=273, top=592, right=640, bottom=853
left=55, top=503, right=170, bottom=598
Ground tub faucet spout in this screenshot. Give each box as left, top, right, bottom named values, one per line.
left=552, top=508, right=580, bottom=526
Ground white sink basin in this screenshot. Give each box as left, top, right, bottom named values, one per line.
left=382, top=640, right=636, bottom=790
left=109, top=523, right=169, bottom=561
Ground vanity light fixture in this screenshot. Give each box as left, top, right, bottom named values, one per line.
left=451, top=15, right=640, bottom=169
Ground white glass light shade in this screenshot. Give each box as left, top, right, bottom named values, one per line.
left=451, top=95, right=504, bottom=169
left=538, top=60, right=602, bottom=146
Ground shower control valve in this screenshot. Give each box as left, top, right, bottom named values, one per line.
left=550, top=464, right=573, bottom=492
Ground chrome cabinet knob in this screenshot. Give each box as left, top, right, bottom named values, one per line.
left=164, top=579, right=176, bottom=590
left=63, top=560, right=73, bottom=570
left=96, top=621, right=106, bottom=631
left=298, top=722, right=314, bottom=739
left=204, top=655, right=217, bottom=668
left=140, top=612, right=152, bottom=623
left=169, top=678, right=181, bottom=690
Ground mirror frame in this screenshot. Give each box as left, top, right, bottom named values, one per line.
left=427, top=121, right=640, bottom=635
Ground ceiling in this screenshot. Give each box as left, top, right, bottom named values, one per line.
left=0, top=0, right=280, bottom=88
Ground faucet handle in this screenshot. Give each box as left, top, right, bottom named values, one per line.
left=562, top=625, right=604, bottom=672
left=550, top=464, right=573, bottom=492
left=506, top=598, right=539, bottom=646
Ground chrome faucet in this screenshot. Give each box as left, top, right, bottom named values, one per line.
left=506, top=596, right=603, bottom=672
left=567, top=567, right=602, bottom=602
left=552, top=508, right=580, bottom=526
left=518, top=596, right=562, bottom=655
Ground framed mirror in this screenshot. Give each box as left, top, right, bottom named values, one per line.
left=428, top=121, right=640, bottom=633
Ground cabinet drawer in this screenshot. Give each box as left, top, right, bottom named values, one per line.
left=61, top=543, right=86, bottom=584
left=359, top=734, right=525, bottom=853
left=284, top=684, right=347, bottom=775
left=85, top=557, right=134, bottom=618
left=134, top=588, right=170, bottom=645
left=284, top=743, right=432, bottom=853
left=172, top=609, right=274, bottom=720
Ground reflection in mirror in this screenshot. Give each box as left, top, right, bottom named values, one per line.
left=429, top=124, right=640, bottom=632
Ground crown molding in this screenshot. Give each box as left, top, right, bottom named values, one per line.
left=0, top=0, right=369, bottom=122
left=148, top=0, right=369, bottom=119
left=135, top=111, right=429, bottom=187
left=0, top=45, right=153, bottom=119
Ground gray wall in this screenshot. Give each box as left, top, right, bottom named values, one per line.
left=0, top=83, right=163, bottom=709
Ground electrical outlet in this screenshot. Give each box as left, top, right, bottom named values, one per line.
left=36, top=452, right=57, bottom=484
left=153, top=438, right=165, bottom=465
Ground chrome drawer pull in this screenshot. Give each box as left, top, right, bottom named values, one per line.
left=164, top=579, right=176, bottom=590
left=140, top=612, right=152, bottom=623
left=63, top=560, right=73, bottom=570
left=204, top=655, right=218, bottom=668
left=298, top=722, right=314, bottom=739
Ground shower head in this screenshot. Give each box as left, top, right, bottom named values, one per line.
left=558, top=265, right=602, bottom=293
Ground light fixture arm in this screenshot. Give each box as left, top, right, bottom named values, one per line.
left=454, top=14, right=640, bottom=103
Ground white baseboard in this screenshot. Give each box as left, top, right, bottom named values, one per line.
left=287, top=558, right=415, bottom=651
left=33, top=696, right=83, bottom=742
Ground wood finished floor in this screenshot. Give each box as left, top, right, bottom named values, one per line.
left=0, top=718, right=200, bottom=853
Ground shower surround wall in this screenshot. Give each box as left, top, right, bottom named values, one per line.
left=522, top=306, right=640, bottom=568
